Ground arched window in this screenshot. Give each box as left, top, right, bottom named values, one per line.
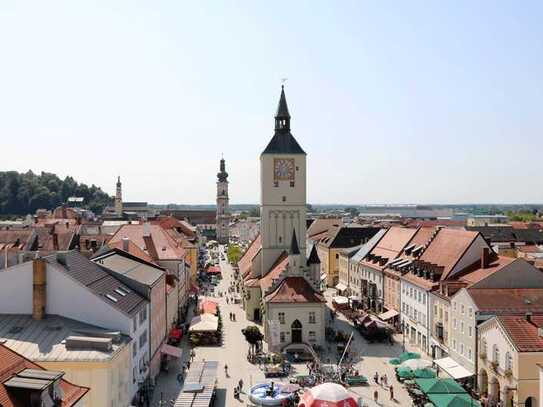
left=493, top=344, right=500, bottom=366
left=481, top=338, right=487, bottom=357
left=505, top=351, right=513, bottom=371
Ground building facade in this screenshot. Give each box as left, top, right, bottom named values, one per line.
left=216, top=157, right=230, bottom=245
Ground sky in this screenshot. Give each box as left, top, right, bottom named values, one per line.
left=1, top=1, right=542, bottom=205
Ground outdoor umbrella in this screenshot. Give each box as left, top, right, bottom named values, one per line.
left=399, top=351, right=421, bottom=363
left=389, top=358, right=402, bottom=365
left=299, top=382, right=358, bottom=407
left=427, top=393, right=481, bottom=407
left=396, top=366, right=414, bottom=379
left=415, top=378, right=467, bottom=395
left=414, top=368, right=437, bottom=379
left=401, top=358, right=433, bottom=370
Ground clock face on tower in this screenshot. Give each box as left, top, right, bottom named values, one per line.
left=273, top=158, right=295, bottom=180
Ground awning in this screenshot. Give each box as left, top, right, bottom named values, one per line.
left=332, top=296, right=349, bottom=305
left=189, top=314, right=219, bottom=332
left=378, top=309, right=399, bottom=321
left=199, top=300, right=218, bottom=315
left=320, top=273, right=328, bottom=281
left=207, top=266, right=221, bottom=274
left=335, top=283, right=348, bottom=291
left=433, top=357, right=473, bottom=379
left=161, top=344, right=183, bottom=358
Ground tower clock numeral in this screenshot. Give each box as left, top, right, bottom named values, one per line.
left=274, top=158, right=295, bottom=181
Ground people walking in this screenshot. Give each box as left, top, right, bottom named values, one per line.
left=224, top=364, right=229, bottom=377
left=374, top=372, right=379, bottom=385
left=238, top=379, right=243, bottom=392
left=373, top=389, right=379, bottom=404
left=389, top=385, right=394, bottom=400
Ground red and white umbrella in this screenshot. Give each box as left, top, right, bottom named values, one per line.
left=299, top=382, right=358, bottom=407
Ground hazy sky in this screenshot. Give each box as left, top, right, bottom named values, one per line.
left=1, top=1, right=542, bottom=205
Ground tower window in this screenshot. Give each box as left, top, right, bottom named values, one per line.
left=274, top=181, right=279, bottom=187
left=282, top=196, right=286, bottom=202
left=290, top=181, right=295, bottom=187
left=279, top=237, right=282, bottom=243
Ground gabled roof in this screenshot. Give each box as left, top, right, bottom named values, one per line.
left=260, top=252, right=289, bottom=293
left=360, top=227, right=417, bottom=269
left=496, top=314, right=543, bottom=352
left=289, top=230, right=300, bottom=255
left=319, top=225, right=381, bottom=249
left=45, top=251, right=147, bottom=316
left=307, top=218, right=342, bottom=239
left=0, top=343, right=89, bottom=407
left=238, top=234, right=262, bottom=278
left=352, top=229, right=387, bottom=263
left=468, top=288, right=543, bottom=313
left=264, top=277, right=325, bottom=304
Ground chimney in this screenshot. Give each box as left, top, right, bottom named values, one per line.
left=481, top=247, right=490, bottom=269
left=122, top=237, right=129, bottom=252
left=526, top=312, right=533, bottom=324
left=52, top=233, right=59, bottom=251
left=143, top=223, right=151, bottom=237
left=32, top=258, right=46, bottom=320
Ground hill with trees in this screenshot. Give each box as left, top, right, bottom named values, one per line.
left=0, top=171, right=111, bottom=216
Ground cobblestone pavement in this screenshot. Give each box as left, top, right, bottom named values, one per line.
left=151, top=246, right=425, bottom=406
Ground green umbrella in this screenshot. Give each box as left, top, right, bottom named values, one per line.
left=397, top=366, right=414, bottom=379
left=414, top=368, right=437, bottom=378
left=427, top=393, right=481, bottom=407
left=389, top=358, right=401, bottom=365
left=415, top=378, right=467, bottom=395
left=399, top=351, right=421, bottom=362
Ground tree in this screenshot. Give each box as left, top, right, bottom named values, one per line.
left=227, top=245, right=242, bottom=264
left=248, top=206, right=260, bottom=217
left=242, top=326, right=264, bottom=355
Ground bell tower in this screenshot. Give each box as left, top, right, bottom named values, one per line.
left=216, top=157, right=230, bottom=244
left=114, top=176, right=123, bottom=217
left=260, top=86, right=307, bottom=274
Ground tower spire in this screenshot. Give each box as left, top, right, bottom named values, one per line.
left=289, top=229, right=300, bottom=255
left=275, top=85, right=290, bottom=132
left=217, top=156, right=228, bottom=182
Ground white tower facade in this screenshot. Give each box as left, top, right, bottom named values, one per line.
left=216, top=158, right=230, bottom=244
left=114, top=176, right=123, bottom=217
left=260, top=86, right=307, bottom=274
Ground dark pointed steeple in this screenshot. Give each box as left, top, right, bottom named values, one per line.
left=217, top=157, right=228, bottom=182
left=262, top=85, right=306, bottom=155
left=275, top=85, right=290, bottom=132
left=289, top=229, right=300, bottom=255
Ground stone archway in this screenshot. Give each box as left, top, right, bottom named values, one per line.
left=479, top=369, right=488, bottom=396
left=291, top=319, right=302, bottom=343
left=525, top=396, right=535, bottom=407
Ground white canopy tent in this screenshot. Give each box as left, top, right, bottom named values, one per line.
left=433, top=357, right=473, bottom=379
left=189, top=314, right=219, bottom=332
left=332, top=296, right=349, bottom=305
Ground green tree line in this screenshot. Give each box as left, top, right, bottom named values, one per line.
left=0, top=171, right=112, bottom=215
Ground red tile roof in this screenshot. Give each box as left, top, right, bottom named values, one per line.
left=457, top=256, right=515, bottom=286
left=107, top=239, right=155, bottom=263
left=0, top=343, right=89, bottom=407
left=498, top=314, right=543, bottom=352
left=361, top=227, right=417, bottom=269
left=109, top=224, right=185, bottom=261
left=264, top=277, right=325, bottom=303
left=239, top=235, right=261, bottom=278
left=419, top=228, right=480, bottom=279
left=469, top=288, right=543, bottom=313
left=260, top=252, right=289, bottom=293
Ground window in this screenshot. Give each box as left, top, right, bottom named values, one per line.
left=460, top=343, right=464, bottom=355
left=493, top=345, right=500, bottom=366
left=278, top=312, right=285, bottom=324
left=461, top=304, right=465, bottom=315
left=468, top=347, right=472, bottom=360
left=280, top=332, right=285, bottom=343
left=410, top=287, right=413, bottom=298
left=139, top=307, right=147, bottom=324
left=418, top=291, right=421, bottom=302
left=308, top=331, right=316, bottom=342
left=461, top=322, right=464, bottom=334
left=434, top=305, right=438, bottom=315
left=468, top=326, right=472, bottom=337
left=139, top=330, right=148, bottom=349
left=309, top=312, right=316, bottom=324
left=445, top=311, right=448, bottom=322
left=453, top=318, right=457, bottom=329
left=423, top=294, right=426, bottom=305
left=274, top=181, right=279, bottom=187
left=468, top=307, right=473, bottom=317
left=505, top=352, right=513, bottom=371
left=453, top=302, right=456, bottom=311
left=282, top=196, right=286, bottom=202
left=132, top=343, right=137, bottom=358
left=290, top=181, right=295, bottom=187
left=453, top=339, right=456, bottom=351
left=133, top=316, right=137, bottom=332
left=481, top=338, right=487, bottom=357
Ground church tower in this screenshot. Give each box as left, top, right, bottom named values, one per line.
left=216, top=157, right=230, bottom=244
left=114, top=176, right=123, bottom=217
left=260, top=86, right=307, bottom=274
